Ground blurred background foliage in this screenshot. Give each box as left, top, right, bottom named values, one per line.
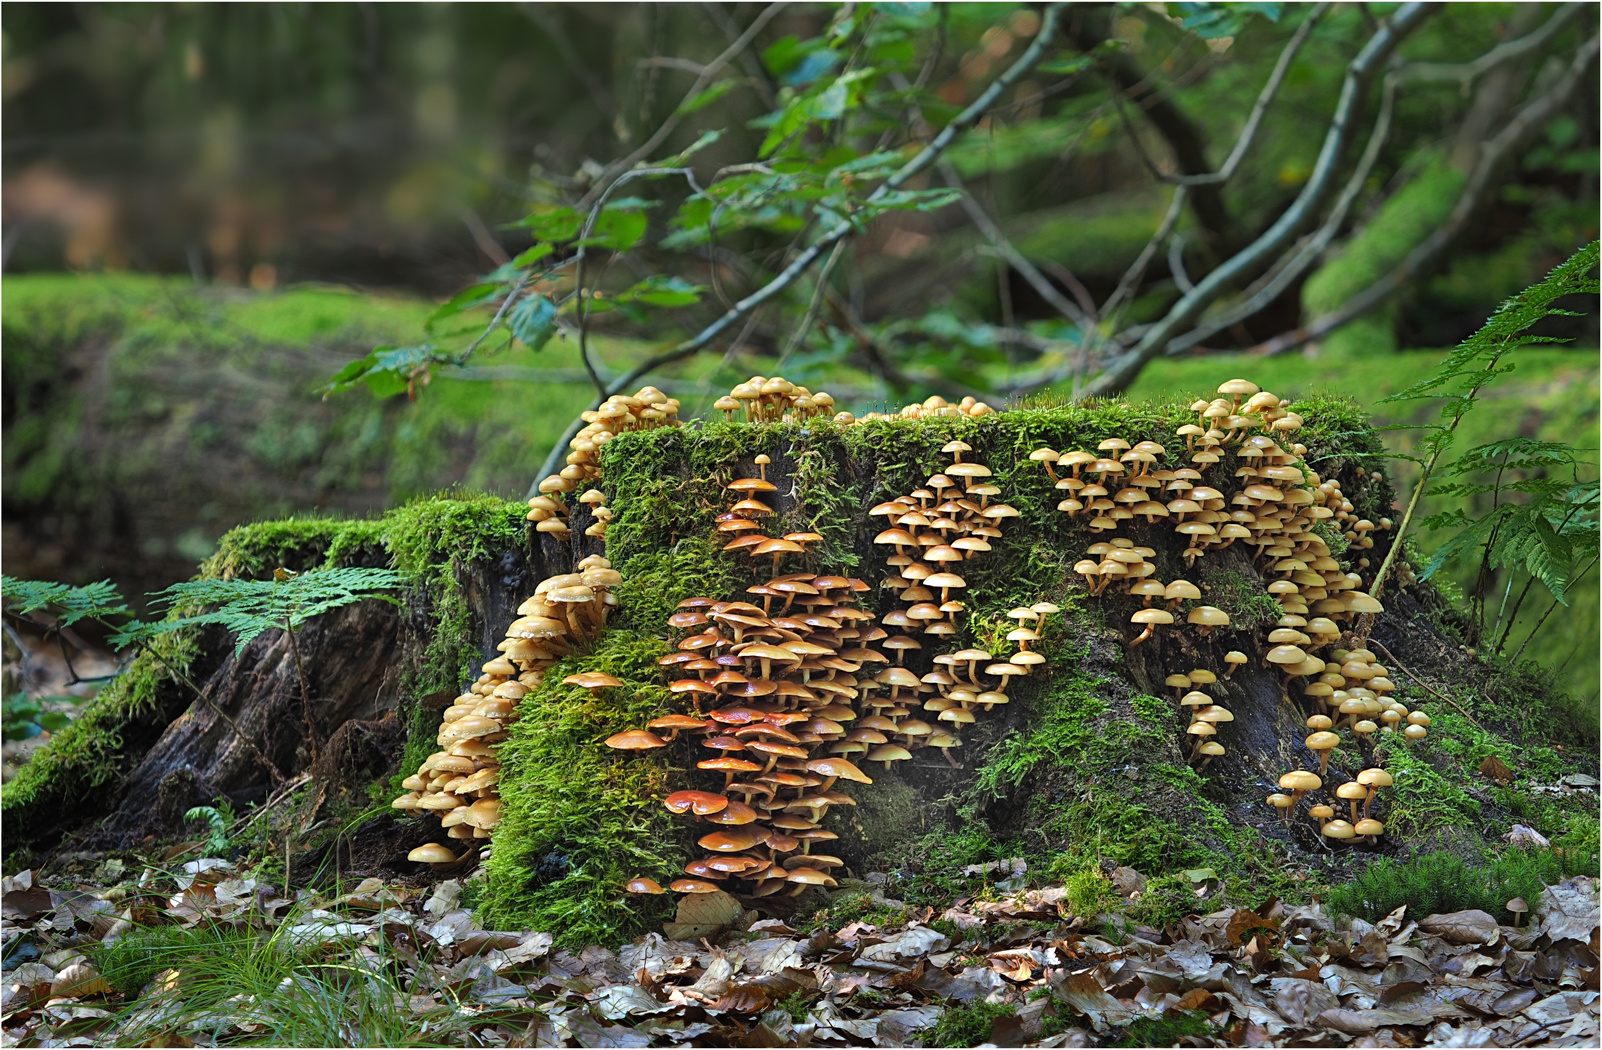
left=2, top=2, right=1597, bottom=713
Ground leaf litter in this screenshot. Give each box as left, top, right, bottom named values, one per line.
left=1, top=861, right=1596, bottom=1047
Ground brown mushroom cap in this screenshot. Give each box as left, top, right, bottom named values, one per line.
left=1304, top=730, right=1341, bottom=752
left=1187, top=606, right=1230, bottom=627
left=805, top=757, right=873, bottom=783
left=408, top=843, right=459, bottom=865
left=699, top=828, right=766, bottom=852
left=1321, top=820, right=1356, bottom=840
left=663, top=790, right=729, bottom=816
left=1356, top=768, right=1393, bottom=788
left=1279, top=770, right=1322, bottom=792
left=606, top=729, right=668, bottom=750
left=625, top=877, right=665, bottom=894
left=564, top=672, right=623, bottom=690
left=670, top=879, right=722, bottom=894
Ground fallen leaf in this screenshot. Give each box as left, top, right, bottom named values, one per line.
left=1418, top=910, right=1499, bottom=946
left=1537, top=879, right=1600, bottom=943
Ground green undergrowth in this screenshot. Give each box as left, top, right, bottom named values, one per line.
left=476, top=630, right=682, bottom=946
left=92, top=916, right=482, bottom=1045
left=1325, top=846, right=1598, bottom=925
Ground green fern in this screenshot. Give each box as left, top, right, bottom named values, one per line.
left=1368, top=242, right=1598, bottom=646
left=113, top=567, right=403, bottom=655
left=0, top=578, right=133, bottom=628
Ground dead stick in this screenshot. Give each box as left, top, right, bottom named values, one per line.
left=1367, top=639, right=1483, bottom=730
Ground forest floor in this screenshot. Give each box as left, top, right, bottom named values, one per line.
left=2, top=853, right=1597, bottom=1048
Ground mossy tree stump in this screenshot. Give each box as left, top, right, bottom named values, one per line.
left=5, top=398, right=1595, bottom=948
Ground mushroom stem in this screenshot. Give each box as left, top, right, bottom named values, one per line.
left=1130, top=626, right=1156, bottom=647
left=1317, top=751, right=1332, bottom=777
left=1363, top=788, right=1377, bottom=820
left=942, top=750, right=962, bottom=769
left=819, top=775, right=838, bottom=793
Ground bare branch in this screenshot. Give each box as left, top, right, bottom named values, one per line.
left=521, top=3, right=618, bottom=119
left=1079, top=1, right=1436, bottom=398
left=1163, top=56, right=1402, bottom=356
left=1250, top=32, right=1599, bottom=358
left=1401, top=2, right=1585, bottom=84
left=936, top=158, right=1090, bottom=329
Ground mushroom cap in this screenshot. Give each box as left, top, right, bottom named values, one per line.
left=1266, top=793, right=1293, bottom=809
left=1187, top=606, right=1230, bottom=626
left=1218, top=378, right=1260, bottom=397
left=866, top=744, right=913, bottom=763
left=1304, top=730, right=1341, bottom=751
left=1267, top=644, right=1308, bottom=665
left=698, top=828, right=767, bottom=852
left=1353, top=819, right=1384, bottom=836
left=1225, top=651, right=1248, bottom=664
left=1356, top=768, right=1393, bottom=788
left=1165, top=580, right=1202, bottom=601
left=1336, top=782, right=1368, bottom=801
left=1132, top=609, right=1175, bottom=625
left=786, top=868, right=838, bottom=887
left=1279, top=770, right=1322, bottom=792
left=1506, top=897, right=1529, bottom=914
left=408, top=843, right=458, bottom=865
left=1196, top=706, right=1234, bottom=723
left=1309, top=805, right=1335, bottom=820
left=1322, top=820, right=1356, bottom=840
left=663, top=790, right=729, bottom=816
left=670, top=879, right=722, bottom=894
left=1306, top=714, right=1334, bottom=731
left=805, top=757, right=873, bottom=783
left=1180, top=691, right=1213, bottom=708
left=606, top=729, right=668, bottom=750
left=625, top=877, right=665, bottom=894
left=1198, top=741, right=1225, bottom=757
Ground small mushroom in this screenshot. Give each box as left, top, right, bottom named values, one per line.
left=1130, top=608, right=1173, bottom=646
left=1353, top=817, right=1384, bottom=843
left=1304, top=731, right=1341, bottom=776
left=1187, top=606, right=1230, bottom=637
left=1336, top=781, right=1368, bottom=823
left=408, top=843, right=464, bottom=867
left=1224, top=651, right=1248, bottom=677
left=1506, top=897, right=1529, bottom=927
left=1322, top=819, right=1356, bottom=844
left=1267, top=792, right=1295, bottom=825
left=625, top=877, right=665, bottom=894
left=1355, top=768, right=1392, bottom=819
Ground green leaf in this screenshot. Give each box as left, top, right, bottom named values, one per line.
left=581, top=201, right=653, bottom=252
left=427, top=282, right=503, bottom=327
left=508, top=295, right=559, bottom=350
left=509, top=243, right=554, bottom=268
left=512, top=205, right=584, bottom=241
left=617, top=275, right=705, bottom=307
left=1037, top=52, right=1093, bottom=75
left=1, top=577, right=132, bottom=627
left=676, top=78, right=741, bottom=116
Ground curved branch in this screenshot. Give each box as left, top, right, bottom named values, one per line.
left=1401, top=2, right=1586, bottom=84
left=1079, top=1, right=1435, bottom=399
left=1250, top=32, right=1599, bottom=358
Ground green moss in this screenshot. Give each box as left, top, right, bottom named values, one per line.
left=1198, top=568, right=1283, bottom=630
left=1111, top=1013, right=1214, bottom=1048
left=1324, top=848, right=1595, bottom=924
left=476, top=630, right=682, bottom=947
left=923, top=1000, right=1016, bottom=1049
left=795, top=891, right=910, bottom=934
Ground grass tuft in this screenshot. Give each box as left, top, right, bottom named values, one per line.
left=1324, top=848, right=1597, bottom=924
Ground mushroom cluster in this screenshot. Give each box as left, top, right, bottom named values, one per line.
left=1070, top=539, right=1228, bottom=646
left=528, top=385, right=682, bottom=535
left=1033, top=379, right=1388, bottom=625
left=712, top=376, right=839, bottom=423
left=395, top=557, right=624, bottom=862
left=864, top=440, right=1051, bottom=749
left=714, top=454, right=827, bottom=573
left=1166, top=668, right=1233, bottom=768
left=607, top=460, right=895, bottom=900
left=1269, top=765, right=1393, bottom=846
left=1296, top=645, right=1428, bottom=743
left=843, top=394, right=996, bottom=424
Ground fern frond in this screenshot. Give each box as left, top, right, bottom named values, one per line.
left=117, top=567, right=404, bottom=655
left=1, top=577, right=133, bottom=628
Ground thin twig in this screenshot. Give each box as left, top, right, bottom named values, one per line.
left=578, top=2, right=788, bottom=211
left=1367, top=640, right=1484, bottom=731
left=776, top=239, right=846, bottom=369
left=1401, top=3, right=1585, bottom=84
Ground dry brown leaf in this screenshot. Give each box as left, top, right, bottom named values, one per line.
left=1418, top=909, right=1500, bottom=946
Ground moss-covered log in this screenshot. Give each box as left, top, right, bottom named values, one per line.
left=6, top=397, right=1595, bottom=949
